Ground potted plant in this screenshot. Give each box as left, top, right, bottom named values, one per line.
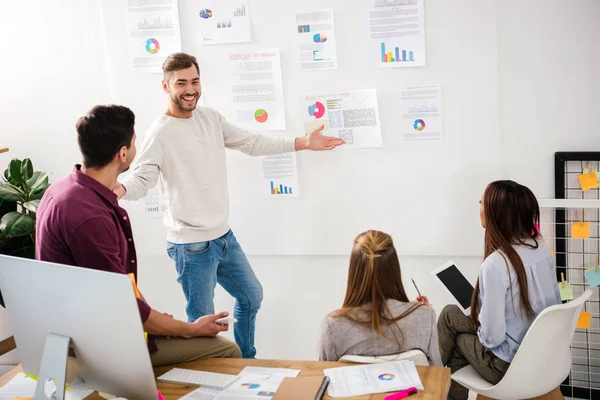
left=0, top=158, right=50, bottom=307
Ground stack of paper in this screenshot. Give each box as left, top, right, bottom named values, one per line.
left=0, top=373, right=93, bottom=400
left=324, top=360, right=423, bottom=398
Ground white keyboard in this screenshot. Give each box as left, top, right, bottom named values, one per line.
left=157, top=368, right=238, bottom=389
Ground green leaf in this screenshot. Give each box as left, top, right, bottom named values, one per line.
left=23, top=199, right=40, bottom=212
left=20, top=159, right=33, bottom=181
left=3, top=169, right=8, bottom=182
left=9, top=159, right=22, bottom=182
left=0, top=212, right=34, bottom=238
left=0, top=182, right=26, bottom=202
left=28, top=172, right=49, bottom=194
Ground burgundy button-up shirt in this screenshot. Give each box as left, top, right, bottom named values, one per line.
left=36, top=165, right=156, bottom=353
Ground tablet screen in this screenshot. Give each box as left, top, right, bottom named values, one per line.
left=435, top=264, right=474, bottom=310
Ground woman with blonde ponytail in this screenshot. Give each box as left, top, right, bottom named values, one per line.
left=318, top=230, right=442, bottom=366
left=437, top=181, right=561, bottom=400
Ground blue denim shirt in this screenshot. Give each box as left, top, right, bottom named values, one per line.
left=477, top=240, right=561, bottom=363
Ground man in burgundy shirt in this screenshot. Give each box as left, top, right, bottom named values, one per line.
left=36, top=105, right=241, bottom=366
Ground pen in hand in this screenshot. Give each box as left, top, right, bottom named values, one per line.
left=411, top=278, right=430, bottom=306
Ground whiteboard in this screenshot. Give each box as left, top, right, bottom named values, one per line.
left=100, top=0, right=502, bottom=256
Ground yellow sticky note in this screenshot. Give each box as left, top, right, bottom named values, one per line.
left=579, top=172, right=599, bottom=191
left=128, top=273, right=141, bottom=299
left=572, top=222, right=590, bottom=239
left=577, top=311, right=592, bottom=329
left=558, top=281, right=574, bottom=301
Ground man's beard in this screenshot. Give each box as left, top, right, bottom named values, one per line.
left=171, top=93, right=198, bottom=112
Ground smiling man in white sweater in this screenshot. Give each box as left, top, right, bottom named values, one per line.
left=114, top=53, right=344, bottom=358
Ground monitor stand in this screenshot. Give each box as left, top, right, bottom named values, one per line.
left=34, top=333, right=71, bottom=400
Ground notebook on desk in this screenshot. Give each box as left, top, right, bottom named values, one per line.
left=272, top=376, right=330, bottom=400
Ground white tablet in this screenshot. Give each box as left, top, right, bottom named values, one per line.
left=431, top=261, right=475, bottom=313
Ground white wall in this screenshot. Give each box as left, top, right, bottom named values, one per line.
left=497, top=0, right=600, bottom=196
left=0, top=0, right=110, bottom=369
left=1, top=0, right=599, bottom=368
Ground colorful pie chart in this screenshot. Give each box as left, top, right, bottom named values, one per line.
left=145, top=38, right=160, bottom=54
left=313, top=33, right=327, bottom=43
left=254, top=109, right=268, bottom=123
left=413, top=119, right=425, bottom=131
left=308, top=101, right=325, bottom=119
left=378, top=373, right=396, bottom=381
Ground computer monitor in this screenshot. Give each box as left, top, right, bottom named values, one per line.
left=0, top=255, right=158, bottom=400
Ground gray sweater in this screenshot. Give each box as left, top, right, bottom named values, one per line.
left=121, top=107, right=295, bottom=244
left=319, top=299, right=443, bottom=366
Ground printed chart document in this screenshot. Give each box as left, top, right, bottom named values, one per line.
left=128, top=0, right=181, bottom=73
left=260, top=153, right=300, bottom=198
left=180, top=386, right=224, bottom=399
left=295, top=10, right=338, bottom=71
left=300, top=89, right=382, bottom=148
left=228, top=49, right=286, bottom=131
left=214, top=367, right=301, bottom=400
left=324, top=360, right=423, bottom=398
left=401, top=85, right=443, bottom=141
left=144, top=187, right=167, bottom=217
left=367, top=0, right=425, bottom=68
left=181, top=0, right=251, bottom=45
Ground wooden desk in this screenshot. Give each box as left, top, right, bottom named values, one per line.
left=1, top=359, right=451, bottom=399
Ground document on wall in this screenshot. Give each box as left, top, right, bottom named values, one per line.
left=300, top=89, right=382, bottom=148
left=324, top=360, right=423, bottom=398
left=367, top=0, right=425, bottom=68
left=228, top=49, right=286, bottom=131
left=295, top=10, right=338, bottom=71
left=401, top=85, right=443, bottom=141
left=260, top=152, right=300, bottom=198
left=127, top=0, right=182, bottom=73
left=181, top=0, right=251, bottom=45
left=214, top=367, right=301, bottom=399
left=144, top=187, right=167, bottom=217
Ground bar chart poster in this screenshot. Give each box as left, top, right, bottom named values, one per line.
left=260, top=152, right=300, bottom=198
left=367, top=0, right=425, bottom=68
left=180, top=0, right=251, bottom=45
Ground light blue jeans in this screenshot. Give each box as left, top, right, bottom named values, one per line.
left=167, top=230, right=263, bottom=359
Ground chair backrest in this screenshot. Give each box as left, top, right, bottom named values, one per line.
left=339, top=349, right=429, bottom=366
left=494, top=289, right=592, bottom=394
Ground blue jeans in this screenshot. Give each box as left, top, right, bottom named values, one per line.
left=167, top=230, right=263, bottom=359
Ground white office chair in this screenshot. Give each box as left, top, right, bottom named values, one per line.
left=451, top=289, right=592, bottom=400
left=339, top=349, right=430, bottom=366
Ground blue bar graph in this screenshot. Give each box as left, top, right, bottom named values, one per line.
left=380, top=42, right=416, bottom=64
left=270, top=181, right=294, bottom=195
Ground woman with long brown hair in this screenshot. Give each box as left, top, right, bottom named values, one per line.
left=437, top=181, right=561, bottom=400
left=318, top=230, right=442, bottom=366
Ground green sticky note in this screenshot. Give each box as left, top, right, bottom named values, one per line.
left=595, top=171, right=600, bottom=182
left=559, top=281, right=574, bottom=301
